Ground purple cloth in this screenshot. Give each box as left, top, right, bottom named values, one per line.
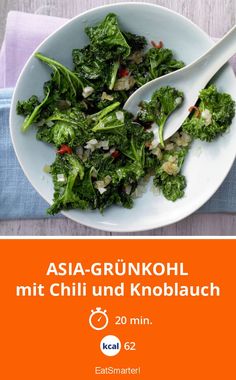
left=0, top=11, right=68, bottom=88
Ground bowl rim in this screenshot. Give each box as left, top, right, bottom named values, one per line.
left=9, top=2, right=236, bottom=233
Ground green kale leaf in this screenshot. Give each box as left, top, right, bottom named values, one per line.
left=138, top=86, right=184, bottom=147
left=37, top=107, right=91, bottom=147
left=154, top=172, right=186, bottom=201
left=18, top=86, right=51, bottom=132
left=48, top=154, right=87, bottom=215
left=153, top=147, right=188, bottom=201
left=130, top=47, right=184, bottom=86
left=35, top=52, right=84, bottom=101
left=72, top=46, right=107, bottom=80
left=122, top=32, right=147, bottom=53
left=182, top=85, right=235, bottom=141
left=17, top=95, right=40, bottom=116
left=85, top=13, right=131, bottom=59
left=91, top=102, right=126, bottom=132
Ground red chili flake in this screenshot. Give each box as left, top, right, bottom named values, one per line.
left=151, top=40, right=163, bottom=49
left=118, top=67, right=129, bottom=78
left=57, top=144, right=73, bottom=155
left=188, top=105, right=201, bottom=117
left=111, top=150, right=120, bottom=158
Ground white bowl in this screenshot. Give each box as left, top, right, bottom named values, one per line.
left=10, top=2, right=236, bottom=232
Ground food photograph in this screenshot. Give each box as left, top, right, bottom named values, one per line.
left=0, top=0, right=236, bottom=236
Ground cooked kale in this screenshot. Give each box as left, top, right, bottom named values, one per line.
left=85, top=13, right=131, bottom=59
left=153, top=147, right=189, bottom=201
left=72, top=46, right=106, bottom=80
left=155, top=172, right=186, bottom=201
left=129, top=47, right=184, bottom=86
left=35, top=52, right=84, bottom=100
left=122, top=31, right=147, bottom=53
left=182, top=85, right=235, bottom=141
left=17, top=95, right=40, bottom=116
left=19, top=87, right=51, bottom=132
left=137, top=86, right=184, bottom=147
left=48, top=154, right=87, bottom=214
left=16, top=13, right=235, bottom=215
left=36, top=106, right=90, bottom=147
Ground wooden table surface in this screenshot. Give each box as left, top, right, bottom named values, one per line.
left=1, top=0, right=236, bottom=236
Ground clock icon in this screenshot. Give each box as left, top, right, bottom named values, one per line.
left=89, top=307, right=109, bottom=331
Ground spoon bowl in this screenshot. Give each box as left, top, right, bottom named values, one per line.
left=124, top=25, right=236, bottom=141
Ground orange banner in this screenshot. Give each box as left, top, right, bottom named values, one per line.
left=0, top=240, right=235, bottom=379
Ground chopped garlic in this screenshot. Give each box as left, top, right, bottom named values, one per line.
left=97, top=187, right=107, bottom=195
left=175, top=97, right=183, bottom=106
left=114, top=76, right=135, bottom=91
left=82, top=86, right=94, bottom=98
left=57, top=174, right=66, bottom=182
left=84, top=139, right=98, bottom=152
left=171, top=131, right=192, bottom=147
left=128, top=51, right=143, bottom=64
left=116, top=111, right=124, bottom=122
left=125, top=184, right=132, bottom=195
left=164, top=143, right=175, bottom=151
left=162, top=156, right=179, bottom=176
left=101, top=92, right=114, bottom=101
left=95, top=180, right=105, bottom=188
left=104, top=175, right=112, bottom=186
left=201, top=109, right=212, bottom=126
left=102, top=142, right=109, bottom=151
left=85, top=139, right=109, bottom=152
left=162, top=162, right=179, bottom=176
left=95, top=175, right=112, bottom=193
left=95, top=180, right=107, bottom=195
left=87, top=139, right=98, bottom=145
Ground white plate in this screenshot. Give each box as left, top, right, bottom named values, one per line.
left=10, top=2, right=236, bottom=232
